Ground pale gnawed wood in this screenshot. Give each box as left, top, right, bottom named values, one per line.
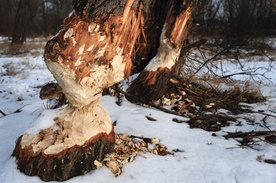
left=13, top=1, right=146, bottom=181
left=114, top=1, right=145, bottom=77
left=19, top=100, right=113, bottom=155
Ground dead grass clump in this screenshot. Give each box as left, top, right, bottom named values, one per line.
left=240, top=84, right=266, bottom=104
left=1, top=59, right=35, bottom=79
left=0, top=41, right=45, bottom=56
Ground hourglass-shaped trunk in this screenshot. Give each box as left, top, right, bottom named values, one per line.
left=12, top=0, right=145, bottom=181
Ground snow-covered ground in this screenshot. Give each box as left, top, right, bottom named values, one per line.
left=0, top=38, right=276, bottom=183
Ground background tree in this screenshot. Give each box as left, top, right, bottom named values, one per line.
left=0, top=0, right=72, bottom=43
left=1, top=0, right=275, bottom=45
left=0, top=0, right=19, bottom=36
left=11, top=0, right=39, bottom=45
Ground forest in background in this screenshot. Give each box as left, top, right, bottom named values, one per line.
left=0, top=0, right=72, bottom=44
left=0, top=0, right=275, bottom=45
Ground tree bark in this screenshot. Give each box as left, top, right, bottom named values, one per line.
left=127, top=0, right=193, bottom=102
left=13, top=0, right=145, bottom=181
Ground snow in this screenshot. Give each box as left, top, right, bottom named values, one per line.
left=24, top=109, right=58, bottom=135
left=1, top=38, right=276, bottom=183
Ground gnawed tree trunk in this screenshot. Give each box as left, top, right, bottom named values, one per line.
left=127, top=1, right=193, bottom=102
left=13, top=0, right=145, bottom=181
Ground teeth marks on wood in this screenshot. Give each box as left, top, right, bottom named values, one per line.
left=40, top=82, right=123, bottom=107
left=45, top=1, right=145, bottom=82
left=64, top=28, right=74, bottom=39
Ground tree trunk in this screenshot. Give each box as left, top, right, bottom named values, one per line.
left=13, top=0, right=145, bottom=181
left=127, top=0, right=193, bottom=102
left=11, top=0, right=38, bottom=45
left=41, top=1, right=49, bottom=37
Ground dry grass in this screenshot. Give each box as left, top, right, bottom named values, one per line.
left=0, top=39, right=46, bottom=57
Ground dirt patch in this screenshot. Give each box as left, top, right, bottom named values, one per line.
left=0, top=40, right=45, bottom=56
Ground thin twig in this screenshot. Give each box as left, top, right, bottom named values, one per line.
left=258, top=111, right=276, bottom=118
left=262, top=115, right=272, bottom=131
left=0, top=110, right=6, bottom=116
left=221, top=71, right=259, bottom=79
left=260, top=49, right=275, bottom=62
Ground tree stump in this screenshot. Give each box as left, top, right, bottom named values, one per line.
left=12, top=0, right=145, bottom=181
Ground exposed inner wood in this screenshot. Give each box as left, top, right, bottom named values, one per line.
left=20, top=99, right=113, bottom=155
left=170, top=4, right=192, bottom=46
left=144, top=3, right=192, bottom=73
left=144, top=67, right=170, bottom=85
left=44, top=1, right=145, bottom=83
left=14, top=1, right=146, bottom=179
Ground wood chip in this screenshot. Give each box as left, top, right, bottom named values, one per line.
left=103, top=133, right=173, bottom=176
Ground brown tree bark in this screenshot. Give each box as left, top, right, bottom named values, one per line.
left=13, top=0, right=145, bottom=181
left=127, top=0, right=193, bottom=102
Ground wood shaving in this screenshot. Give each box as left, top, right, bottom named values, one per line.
left=99, top=133, right=173, bottom=176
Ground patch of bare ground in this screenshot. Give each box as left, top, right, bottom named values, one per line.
left=0, top=39, right=46, bottom=57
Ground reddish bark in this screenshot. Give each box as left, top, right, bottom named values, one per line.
left=13, top=130, right=114, bottom=181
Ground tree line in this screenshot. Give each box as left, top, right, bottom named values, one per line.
left=0, top=0, right=275, bottom=45
left=193, top=0, right=276, bottom=44
left=0, top=0, right=72, bottom=44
